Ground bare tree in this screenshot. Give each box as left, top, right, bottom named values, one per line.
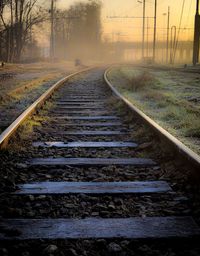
left=0, top=0, right=9, bottom=60
left=54, top=0, right=102, bottom=60
left=0, top=0, right=47, bottom=62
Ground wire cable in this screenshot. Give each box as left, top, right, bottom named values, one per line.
left=173, top=0, right=186, bottom=63
left=184, top=0, right=193, bottom=28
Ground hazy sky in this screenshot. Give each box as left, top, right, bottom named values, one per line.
left=57, top=0, right=196, bottom=42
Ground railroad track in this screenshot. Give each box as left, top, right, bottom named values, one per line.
left=0, top=68, right=200, bottom=255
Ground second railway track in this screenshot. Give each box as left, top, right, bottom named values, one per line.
left=0, top=68, right=200, bottom=255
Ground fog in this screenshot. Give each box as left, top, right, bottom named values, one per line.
left=0, top=0, right=197, bottom=64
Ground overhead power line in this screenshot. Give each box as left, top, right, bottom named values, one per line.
left=173, top=0, right=186, bottom=63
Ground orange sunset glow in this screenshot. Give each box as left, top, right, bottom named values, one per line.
left=58, top=0, right=196, bottom=42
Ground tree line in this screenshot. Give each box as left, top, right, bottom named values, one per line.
left=0, top=0, right=46, bottom=62
left=0, top=0, right=102, bottom=63
left=53, top=0, right=102, bottom=60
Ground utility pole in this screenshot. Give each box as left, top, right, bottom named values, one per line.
left=193, top=0, right=200, bottom=65
left=50, top=0, right=55, bottom=60
left=166, top=6, right=170, bottom=64
left=170, top=26, right=176, bottom=64
left=112, top=31, right=115, bottom=56
left=30, top=14, right=33, bottom=59
left=162, top=13, right=167, bottom=63
left=146, top=17, right=149, bottom=57
left=142, top=0, right=146, bottom=61
left=153, top=0, right=157, bottom=62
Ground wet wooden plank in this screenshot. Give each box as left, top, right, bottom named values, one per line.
left=58, top=131, right=127, bottom=136
left=56, top=106, right=106, bottom=109
left=56, top=99, right=104, bottom=102
left=33, top=141, right=138, bottom=148
left=59, top=93, right=101, bottom=95
left=1, top=217, right=199, bottom=240
left=60, top=91, right=101, bottom=93
left=15, top=181, right=172, bottom=195
left=62, top=91, right=98, bottom=93
left=30, top=157, right=156, bottom=166
left=57, top=96, right=105, bottom=100
left=52, top=111, right=113, bottom=115
left=55, top=116, right=120, bottom=120
left=56, top=102, right=106, bottom=106
left=40, top=128, right=127, bottom=135
left=58, top=92, right=104, bottom=95
left=62, top=122, right=123, bottom=127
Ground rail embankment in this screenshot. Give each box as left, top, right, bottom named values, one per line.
left=107, top=65, right=200, bottom=155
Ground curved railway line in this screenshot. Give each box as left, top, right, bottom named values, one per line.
left=0, top=67, right=200, bottom=255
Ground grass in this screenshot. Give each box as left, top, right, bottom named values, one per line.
left=7, top=113, right=50, bottom=151
left=185, top=124, right=200, bottom=138
left=5, top=95, right=54, bottom=152
left=21, top=119, right=41, bottom=136
left=8, top=73, right=59, bottom=100
left=108, top=66, right=200, bottom=155
left=6, top=117, right=41, bottom=151
left=0, top=72, right=60, bottom=135
left=126, top=72, right=155, bottom=91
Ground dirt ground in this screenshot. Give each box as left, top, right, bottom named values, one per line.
left=0, top=61, right=83, bottom=133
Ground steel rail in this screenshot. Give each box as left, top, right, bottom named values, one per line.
left=104, top=67, right=200, bottom=170
left=0, top=67, right=94, bottom=149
